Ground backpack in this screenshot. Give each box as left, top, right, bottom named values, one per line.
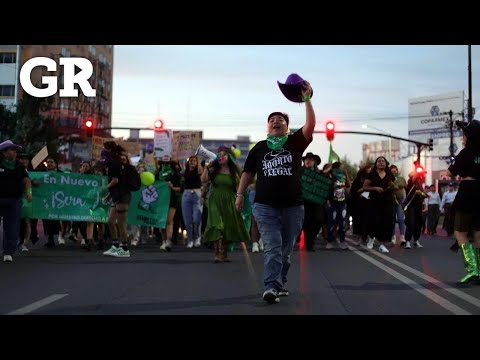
left=123, top=164, right=141, bottom=192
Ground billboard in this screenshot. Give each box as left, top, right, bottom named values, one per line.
left=408, top=91, right=464, bottom=143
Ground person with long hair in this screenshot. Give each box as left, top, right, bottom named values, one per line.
left=363, top=156, right=397, bottom=253
left=201, top=146, right=250, bottom=262
left=446, top=120, right=480, bottom=285
left=102, top=142, right=133, bottom=258
left=349, top=162, right=373, bottom=245
left=182, top=155, right=204, bottom=248
left=0, top=140, right=32, bottom=262
left=235, top=81, right=315, bottom=304
left=402, top=171, right=428, bottom=249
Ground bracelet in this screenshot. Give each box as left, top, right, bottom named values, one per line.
left=26, top=189, right=32, bottom=194
left=302, top=94, right=311, bottom=102
left=236, top=193, right=244, bottom=197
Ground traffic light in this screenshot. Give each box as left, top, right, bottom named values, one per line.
left=326, top=121, right=335, bottom=141
left=154, top=119, right=164, bottom=130
left=428, top=138, right=433, bottom=151
left=83, top=118, right=94, bottom=138
left=414, top=160, right=424, bottom=174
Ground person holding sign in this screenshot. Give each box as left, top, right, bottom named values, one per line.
left=0, top=140, right=32, bottom=262
left=235, top=78, right=315, bottom=304
left=300, top=152, right=328, bottom=252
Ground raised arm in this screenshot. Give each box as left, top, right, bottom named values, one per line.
left=301, top=82, right=315, bottom=141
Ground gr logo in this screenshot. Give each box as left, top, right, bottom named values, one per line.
left=19, top=57, right=96, bottom=98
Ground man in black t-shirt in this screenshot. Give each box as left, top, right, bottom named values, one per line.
left=235, top=82, right=315, bottom=304
left=0, top=140, right=32, bottom=263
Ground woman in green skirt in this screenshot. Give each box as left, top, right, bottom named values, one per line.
left=201, top=146, right=250, bottom=262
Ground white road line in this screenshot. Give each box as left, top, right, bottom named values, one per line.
left=345, top=243, right=471, bottom=315
left=346, top=238, right=480, bottom=310
left=6, top=294, right=69, bottom=315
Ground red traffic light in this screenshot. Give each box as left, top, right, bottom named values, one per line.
left=154, top=120, right=164, bottom=130
left=326, top=121, right=335, bottom=141
left=85, top=120, right=93, bottom=128
left=413, top=160, right=425, bottom=174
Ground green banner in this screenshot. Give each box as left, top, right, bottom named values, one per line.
left=127, top=182, right=170, bottom=228
left=301, top=168, right=333, bottom=205
left=25, top=172, right=170, bottom=228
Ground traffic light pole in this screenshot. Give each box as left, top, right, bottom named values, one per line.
left=314, top=130, right=431, bottom=164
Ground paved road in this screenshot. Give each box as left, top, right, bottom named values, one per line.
left=1, top=233, right=479, bottom=315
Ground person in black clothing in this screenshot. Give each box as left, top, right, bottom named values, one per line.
left=446, top=120, right=480, bottom=285
left=349, top=163, right=374, bottom=245
left=363, top=156, right=397, bottom=254
left=0, top=140, right=32, bottom=262
left=402, top=171, right=428, bottom=249
left=102, top=142, right=133, bottom=258
left=300, top=152, right=324, bottom=252
left=235, top=80, right=315, bottom=304
left=155, top=156, right=181, bottom=251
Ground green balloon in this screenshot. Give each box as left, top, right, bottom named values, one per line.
left=140, top=171, right=155, bottom=186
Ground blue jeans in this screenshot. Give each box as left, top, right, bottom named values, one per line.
left=392, top=203, right=406, bottom=236
left=327, top=201, right=346, bottom=243
left=253, top=203, right=304, bottom=292
left=181, top=190, right=203, bottom=243
left=0, top=197, right=22, bottom=256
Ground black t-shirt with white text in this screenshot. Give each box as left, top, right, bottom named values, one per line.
left=448, top=147, right=480, bottom=179
left=243, top=128, right=312, bottom=208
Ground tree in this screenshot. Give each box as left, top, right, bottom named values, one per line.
left=340, top=155, right=358, bottom=181
left=13, top=95, right=58, bottom=157
left=0, top=103, right=17, bottom=141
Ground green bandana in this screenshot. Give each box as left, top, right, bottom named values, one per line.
left=266, top=135, right=288, bottom=150
left=1, top=159, right=16, bottom=170
left=158, top=164, right=173, bottom=181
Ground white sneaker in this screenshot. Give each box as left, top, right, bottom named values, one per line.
left=103, top=246, right=119, bottom=257
left=326, top=242, right=334, bottom=250
left=58, top=234, right=65, bottom=245
left=194, top=237, right=202, bottom=247
left=21, top=244, right=29, bottom=252
left=391, top=235, right=396, bottom=245
left=111, top=248, right=130, bottom=258
left=186, top=241, right=194, bottom=249
left=3, top=255, right=13, bottom=262
left=131, top=239, right=139, bottom=247
left=414, top=241, right=423, bottom=248
left=258, top=239, right=264, bottom=251
left=367, top=237, right=375, bottom=249
left=379, top=244, right=389, bottom=253
left=404, top=241, right=412, bottom=249
left=252, top=242, right=260, bottom=253
left=400, top=235, right=405, bottom=242
left=339, top=242, right=348, bottom=250
left=80, top=238, right=86, bottom=245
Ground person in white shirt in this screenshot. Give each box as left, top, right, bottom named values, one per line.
left=440, top=182, right=458, bottom=236
left=426, top=185, right=441, bottom=235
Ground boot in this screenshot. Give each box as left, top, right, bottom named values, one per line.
left=213, top=241, right=221, bottom=263
left=219, top=240, right=231, bottom=263
left=458, top=243, right=479, bottom=285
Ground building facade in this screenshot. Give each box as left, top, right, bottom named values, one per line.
left=0, top=45, right=20, bottom=109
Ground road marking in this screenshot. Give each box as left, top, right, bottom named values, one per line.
left=345, top=243, right=471, bottom=315
left=6, top=294, right=69, bottom=315
left=346, top=238, right=480, bottom=310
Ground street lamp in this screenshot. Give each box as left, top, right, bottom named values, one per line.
left=362, top=124, right=392, bottom=161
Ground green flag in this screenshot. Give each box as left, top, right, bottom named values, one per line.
left=328, top=142, right=340, bottom=163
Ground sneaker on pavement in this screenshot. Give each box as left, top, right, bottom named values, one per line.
left=326, top=242, right=334, bottom=250
left=103, top=246, right=119, bottom=257
left=186, top=241, right=194, bottom=249
left=262, top=289, right=280, bottom=304
left=339, top=242, right=348, bottom=250
left=21, top=244, right=29, bottom=252
left=391, top=235, right=396, bottom=245
left=258, top=239, right=264, bottom=251
left=379, top=244, right=389, bottom=253
left=131, top=239, right=139, bottom=247
left=278, top=288, right=289, bottom=297
left=252, top=242, right=260, bottom=253
left=404, top=241, right=412, bottom=249
left=194, top=237, right=202, bottom=247
left=58, top=235, right=65, bottom=245
left=111, top=248, right=130, bottom=258
left=3, top=255, right=13, bottom=262
left=367, top=237, right=375, bottom=249
left=414, top=241, right=423, bottom=248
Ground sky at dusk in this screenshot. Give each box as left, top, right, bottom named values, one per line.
left=111, top=45, right=480, bottom=165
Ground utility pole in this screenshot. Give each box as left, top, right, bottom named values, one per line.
left=449, top=110, right=455, bottom=160
left=468, top=45, right=473, bottom=122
